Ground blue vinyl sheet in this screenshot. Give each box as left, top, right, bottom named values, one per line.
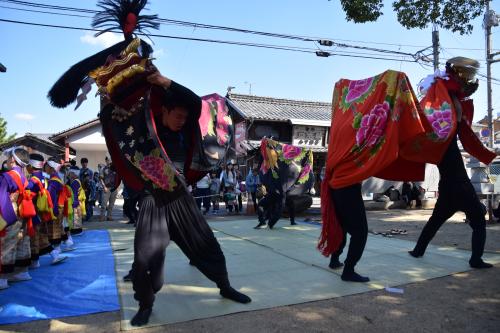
left=0, top=230, right=119, bottom=325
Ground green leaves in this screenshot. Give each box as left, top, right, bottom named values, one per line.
left=340, top=0, right=384, bottom=23
left=0, top=115, right=16, bottom=144
left=393, top=0, right=486, bottom=35
left=338, top=0, right=486, bottom=35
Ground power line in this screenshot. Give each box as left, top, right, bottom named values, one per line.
left=0, top=4, right=91, bottom=17
left=4, top=0, right=495, bottom=63
left=0, top=18, right=423, bottom=63
left=0, top=0, right=425, bottom=60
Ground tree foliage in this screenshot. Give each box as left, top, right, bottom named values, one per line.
left=338, top=0, right=487, bottom=35
left=0, top=115, right=17, bottom=144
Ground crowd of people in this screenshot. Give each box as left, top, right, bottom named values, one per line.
left=192, top=161, right=262, bottom=216
left=0, top=150, right=126, bottom=290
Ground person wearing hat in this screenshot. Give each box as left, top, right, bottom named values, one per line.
left=0, top=147, right=34, bottom=289
left=26, top=153, right=56, bottom=268
left=409, top=57, right=497, bottom=269
left=43, top=157, right=71, bottom=262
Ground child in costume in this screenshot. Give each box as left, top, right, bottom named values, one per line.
left=67, top=166, right=85, bottom=236
left=43, top=157, right=72, bottom=259
left=0, top=148, right=35, bottom=289
left=26, top=153, right=59, bottom=268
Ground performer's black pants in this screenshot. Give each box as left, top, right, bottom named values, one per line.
left=123, top=195, right=139, bottom=224
left=257, top=192, right=282, bottom=226
left=285, top=195, right=297, bottom=224
left=331, top=183, right=367, bottom=273
left=413, top=179, right=486, bottom=262
left=132, top=192, right=230, bottom=309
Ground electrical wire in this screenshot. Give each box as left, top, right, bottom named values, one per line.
left=0, top=0, right=431, bottom=60
left=0, top=18, right=424, bottom=63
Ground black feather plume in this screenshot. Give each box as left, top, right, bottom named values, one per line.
left=92, top=0, right=160, bottom=38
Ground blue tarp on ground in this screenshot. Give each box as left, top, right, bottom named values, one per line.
left=0, top=230, right=119, bottom=325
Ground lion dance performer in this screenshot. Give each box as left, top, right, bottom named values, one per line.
left=48, top=0, right=250, bottom=326
left=254, top=138, right=315, bottom=229
left=320, top=61, right=497, bottom=283
left=408, top=57, right=495, bottom=269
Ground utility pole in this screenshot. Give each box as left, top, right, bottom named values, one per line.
left=486, top=0, right=494, bottom=147
left=484, top=0, right=500, bottom=148
left=432, top=24, right=439, bottom=71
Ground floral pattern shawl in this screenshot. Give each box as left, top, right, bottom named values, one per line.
left=259, top=138, right=314, bottom=196
left=319, top=70, right=459, bottom=256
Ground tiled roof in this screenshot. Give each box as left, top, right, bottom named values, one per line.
left=0, top=133, right=64, bottom=152
left=228, top=93, right=332, bottom=123
left=50, top=118, right=100, bottom=141
left=30, top=133, right=57, bottom=145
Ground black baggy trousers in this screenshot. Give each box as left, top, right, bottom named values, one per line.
left=132, top=192, right=230, bottom=309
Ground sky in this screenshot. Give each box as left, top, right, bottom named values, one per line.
left=1, top=0, right=500, bottom=137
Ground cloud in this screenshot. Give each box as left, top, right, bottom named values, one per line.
left=15, top=113, right=35, bottom=121
left=80, top=32, right=123, bottom=48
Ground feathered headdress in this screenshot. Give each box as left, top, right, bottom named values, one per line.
left=47, top=0, right=159, bottom=109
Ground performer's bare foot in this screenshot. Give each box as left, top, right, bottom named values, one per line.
left=220, top=286, right=251, bottom=303
left=130, top=307, right=152, bottom=326
left=469, top=260, right=493, bottom=269
left=341, top=271, right=370, bottom=283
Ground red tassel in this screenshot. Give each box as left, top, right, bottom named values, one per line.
left=123, top=13, right=137, bottom=37
left=317, top=177, right=344, bottom=257
left=26, top=218, right=35, bottom=237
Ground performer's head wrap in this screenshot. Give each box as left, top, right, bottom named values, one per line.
left=46, top=157, right=63, bottom=173
left=3, top=146, right=29, bottom=168
left=29, top=153, right=45, bottom=170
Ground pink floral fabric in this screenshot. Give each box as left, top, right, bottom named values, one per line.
left=355, top=101, right=390, bottom=147
left=345, top=78, right=374, bottom=103
left=297, top=163, right=311, bottom=183
left=282, top=144, right=302, bottom=160
left=425, top=103, right=452, bottom=140
left=137, top=154, right=176, bottom=191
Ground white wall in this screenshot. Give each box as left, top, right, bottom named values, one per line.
left=64, top=123, right=109, bottom=171
left=74, top=150, right=108, bottom=172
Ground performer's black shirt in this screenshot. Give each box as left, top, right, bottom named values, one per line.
left=158, top=81, right=201, bottom=172
left=438, top=131, right=469, bottom=182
